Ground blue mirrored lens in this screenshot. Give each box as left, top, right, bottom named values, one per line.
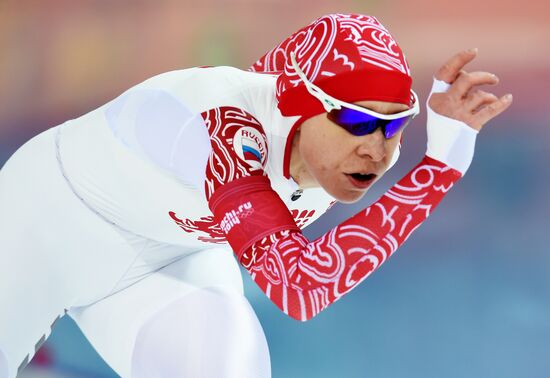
left=383, top=116, right=412, bottom=138
left=328, top=107, right=412, bottom=138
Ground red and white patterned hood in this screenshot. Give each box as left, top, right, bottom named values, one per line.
left=249, top=13, right=411, bottom=178
left=250, top=13, right=413, bottom=120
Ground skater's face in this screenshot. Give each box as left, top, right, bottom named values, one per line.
left=290, top=100, right=409, bottom=203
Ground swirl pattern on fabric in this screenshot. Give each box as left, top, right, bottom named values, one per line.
left=250, top=13, right=413, bottom=119
left=203, top=107, right=268, bottom=199
left=239, top=156, right=461, bottom=321
left=338, top=16, right=410, bottom=74
left=168, top=106, right=267, bottom=244
left=168, top=106, right=323, bottom=244
left=168, top=212, right=225, bottom=244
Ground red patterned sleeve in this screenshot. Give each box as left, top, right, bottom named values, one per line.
left=203, top=107, right=463, bottom=322
left=217, top=157, right=461, bottom=321
left=202, top=106, right=302, bottom=254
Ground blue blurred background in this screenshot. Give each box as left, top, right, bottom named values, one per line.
left=2, top=1, right=549, bottom=377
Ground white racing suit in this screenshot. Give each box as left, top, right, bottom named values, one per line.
left=0, top=66, right=476, bottom=377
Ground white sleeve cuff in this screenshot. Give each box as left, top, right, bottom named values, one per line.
left=425, top=78, right=478, bottom=175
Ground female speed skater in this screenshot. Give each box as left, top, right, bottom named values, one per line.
left=0, top=13, right=512, bottom=378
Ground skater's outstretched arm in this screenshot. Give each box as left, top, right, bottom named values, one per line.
left=208, top=49, right=512, bottom=321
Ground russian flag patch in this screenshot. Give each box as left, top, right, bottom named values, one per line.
left=233, top=127, right=267, bottom=170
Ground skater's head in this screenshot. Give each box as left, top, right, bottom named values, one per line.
left=250, top=13, right=418, bottom=202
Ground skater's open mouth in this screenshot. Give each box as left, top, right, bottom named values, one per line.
left=349, top=173, right=376, bottom=182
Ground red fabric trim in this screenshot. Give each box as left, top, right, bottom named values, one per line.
left=282, top=116, right=307, bottom=179
left=279, top=69, right=412, bottom=119
left=209, top=175, right=266, bottom=211
left=209, top=176, right=299, bottom=259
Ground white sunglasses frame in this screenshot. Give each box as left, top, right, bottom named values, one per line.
left=290, top=52, right=420, bottom=120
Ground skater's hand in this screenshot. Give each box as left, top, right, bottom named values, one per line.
left=428, top=48, right=513, bottom=132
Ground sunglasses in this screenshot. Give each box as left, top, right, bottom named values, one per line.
left=290, top=52, right=420, bottom=138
